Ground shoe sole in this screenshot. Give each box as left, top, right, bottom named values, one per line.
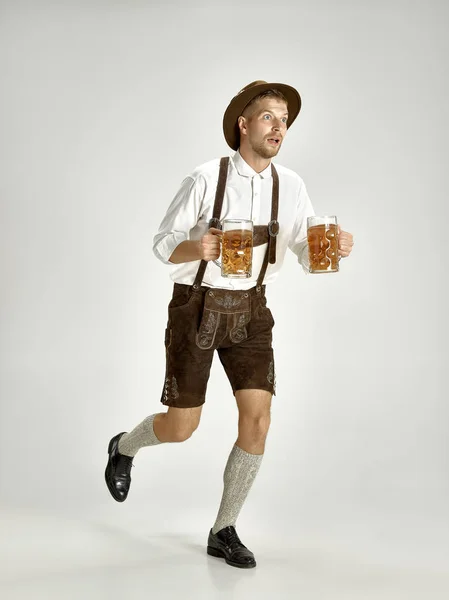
left=105, top=434, right=127, bottom=503
left=207, top=546, right=256, bottom=569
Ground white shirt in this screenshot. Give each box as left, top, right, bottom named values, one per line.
left=153, top=150, right=315, bottom=290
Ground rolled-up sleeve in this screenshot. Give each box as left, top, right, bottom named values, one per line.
left=153, top=175, right=206, bottom=264
left=288, top=179, right=315, bottom=274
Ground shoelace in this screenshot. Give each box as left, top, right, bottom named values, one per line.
left=223, top=527, right=242, bottom=548
left=117, top=454, right=134, bottom=475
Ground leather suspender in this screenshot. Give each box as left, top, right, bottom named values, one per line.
left=209, top=157, right=229, bottom=230
left=192, top=157, right=229, bottom=290
left=268, top=163, right=279, bottom=265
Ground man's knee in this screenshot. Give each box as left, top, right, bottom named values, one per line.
left=239, top=413, right=271, bottom=441
left=169, top=423, right=197, bottom=443
left=165, top=405, right=202, bottom=443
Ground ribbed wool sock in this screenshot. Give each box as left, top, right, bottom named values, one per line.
left=212, top=444, right=263, bottom=535
left=117, top=414, right=162, bottom=457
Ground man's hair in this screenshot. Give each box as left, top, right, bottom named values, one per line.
left=241, top=89, right=288, bottom=119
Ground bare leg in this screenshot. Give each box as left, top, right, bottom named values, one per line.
left=235, top=389, right=272, bottom=454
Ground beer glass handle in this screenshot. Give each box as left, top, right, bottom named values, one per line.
left=213, top=229, right=223, bottom=268
left=209, top=218, right=223, bottom=269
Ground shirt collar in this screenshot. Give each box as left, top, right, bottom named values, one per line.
left=232, top=150, right=272, bottom=179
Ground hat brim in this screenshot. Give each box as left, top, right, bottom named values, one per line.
left=223, top=82, right=301, bottom=151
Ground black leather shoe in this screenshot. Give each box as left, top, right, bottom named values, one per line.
left=105, top=432, right=134, bottom=502
left=207, top=526, right=256, bottom=568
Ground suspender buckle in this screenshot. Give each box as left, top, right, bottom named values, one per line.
left=268, top=220, right=279, bottom=237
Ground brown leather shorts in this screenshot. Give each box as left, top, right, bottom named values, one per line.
left=160, top=283, right=276, bottom=408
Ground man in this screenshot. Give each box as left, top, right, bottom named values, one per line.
left=105, top=80, right=354, bottom=569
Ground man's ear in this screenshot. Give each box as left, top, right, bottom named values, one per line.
left=238, top=115, right=247, bottom=138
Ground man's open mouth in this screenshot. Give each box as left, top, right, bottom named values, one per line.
left=267, top=138, right=280, bottom=145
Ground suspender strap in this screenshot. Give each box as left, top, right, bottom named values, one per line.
left=268, top=163, right=279, bottom=265
left=192, top=157, right=229, bottom=290
left=255, top=163, right=279, bottom=290
left=209, top=157, right=229, bottom=229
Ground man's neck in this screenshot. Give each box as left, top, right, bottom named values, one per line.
left=238, top=146, right=271, bottom=174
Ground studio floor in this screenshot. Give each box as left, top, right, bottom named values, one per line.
left=1, top=508, right=448, bottom=600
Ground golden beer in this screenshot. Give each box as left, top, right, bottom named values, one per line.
left=307, top=220, right=339, bottom=273
left=222, top=229, right=253, bottom=278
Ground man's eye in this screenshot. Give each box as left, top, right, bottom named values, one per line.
left=263, top=114, right=271, bottom=120
left=282, top=117, right=288, bottom=123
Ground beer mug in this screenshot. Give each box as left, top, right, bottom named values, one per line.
left=307, top=215, right=339, bottom=273
left=214, top=219, right=253, bottom=278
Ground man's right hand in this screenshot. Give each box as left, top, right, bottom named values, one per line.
left=198, top=227, right=222, bottom=261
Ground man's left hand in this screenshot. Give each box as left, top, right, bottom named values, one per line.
left=338, top=225, right=354, bottom=258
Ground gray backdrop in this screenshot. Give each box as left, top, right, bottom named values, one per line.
left=1, top=0, right=447, bottom=572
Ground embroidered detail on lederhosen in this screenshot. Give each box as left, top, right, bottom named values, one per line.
left=267, top=359, right=276, bottom=393
left=196, top=289, right=251, bottom=349
left=163, top=375, right=179, bottom=404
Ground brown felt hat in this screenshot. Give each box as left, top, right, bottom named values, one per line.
left=223, top=80, right=301, bottom=151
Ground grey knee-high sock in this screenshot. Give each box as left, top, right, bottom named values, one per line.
left=212, top=445, right=263, bottom=534
left=117, top=414, right=162, bottom=457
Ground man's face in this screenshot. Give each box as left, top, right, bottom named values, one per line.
left=239, top=97, right=289, bottom=159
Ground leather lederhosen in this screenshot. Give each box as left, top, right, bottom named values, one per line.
left=191, top=157, right=280, bottom=350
